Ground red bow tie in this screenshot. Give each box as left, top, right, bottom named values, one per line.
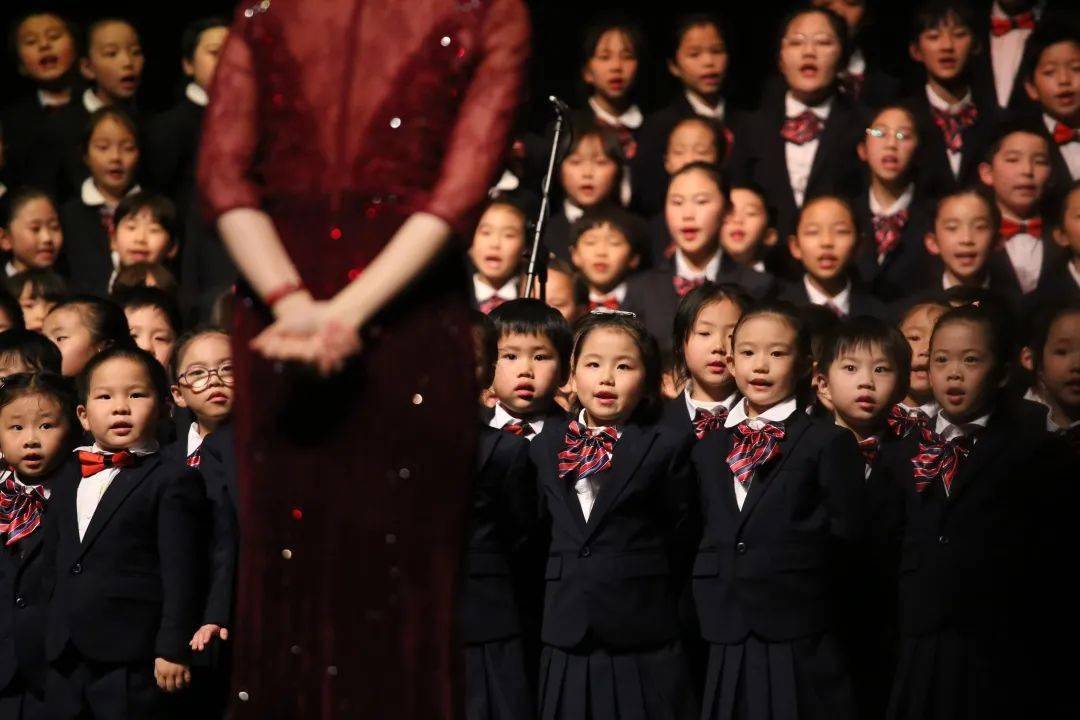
left=0, top=476, right=47, bottom=546
left=858, top=436, right=881, bottom=466
left=595, top=116, right=638, bottom=160
left=726, top=421, right=785, bottom=487
left=557, top=421, right=617, bottom=482
left=502, top=421, right=535, bottom=438
left=1053, top=123, right=1077, bottom=146
left=673, top=275, right=706, bottom=297
left=887, top=404, right=932, bottom=439
left=1000, top=216, right=1042, bottom=241
left=478, top=295, right=509, bottom=315
left=588, top=297, right=621, bottom=311
left=930, top=105, right=978, bottom=153
left=693, top=407, right=728, bottom=440
left=911, top=429, right=973, bottom=496
left=78, top=450, right=136, bottom=478
left=781, top=109, right=824, bottom=145
left=872, top=209, right=909, bottom=257
left=990, top=11, right=1036, bottom=37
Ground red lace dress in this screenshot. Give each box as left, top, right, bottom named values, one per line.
left=197, top=1, right=529, bottom=716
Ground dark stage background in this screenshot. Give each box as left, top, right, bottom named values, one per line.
left=1, top=0, right=945, bottom=132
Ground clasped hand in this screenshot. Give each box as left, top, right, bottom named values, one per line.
left=251, top=293, right=362, bottom=376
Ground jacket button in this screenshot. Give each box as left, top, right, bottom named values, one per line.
left=14, top=596, right=26, bottom=609
left=579, top=546, right=591, bottom=558
left=735, top=541, right=747, bottom=555
left=70, top=562, right=83, bottom=575
left=938, top=535, right=950, bottom=545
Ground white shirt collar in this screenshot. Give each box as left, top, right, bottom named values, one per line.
left=564, top=200, right=584, bottom=224
left=576, top=408, right=624, bottom=437
left=83, top=88, right=106, bottom=114
left=589, top=282, right=628, bottom=305
left=493, top=169, right=521, bottom=193
left=925, top=84, right=974, bottom=114
left=725, top=395, right=798, bottom=427
left=684, top=387, right=739, bottom=421
left=473, top=274, right=517, bottom=304
left=588, top=96, right=643, bottom=129
left=1068, top=260, right=1080, bottom=291
left=36, top=89, right=68, bottom=108
left=185, top=82, right=209, bottom=107
left=186, top=422, right=204, bottom=456
left=75, top=439, right=160, bottom=458
left=491, top=402, right=547, bottom=437
left=934, top=409, right=991, bottom=441
left=847, top=48, right=866, bottom=76
left=1023, top=387, right=1080, bottom=433
left=869, top=183, right=915, bottom=217
left=674, top=248, right=721, bottom=281
left=899, top=399, right=940, bottom=418
left=81, top=177, right=141, bottom=209
left=685, top=90, right=725, bottom=121
left=784, top=92, right=833, bottom=121
left=803, top=274, right=852, bottom=315
left=5, top=261, right=20, bottom=277
left=6, top=470, right=52, bottom=500
left=1044, top=111, right=1075, bottom=136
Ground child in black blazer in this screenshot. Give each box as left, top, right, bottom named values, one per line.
left=1019, top=303, right=1080, bottom=445
left=531, top=311, right=699, bottom=719
left=1020, top=25, right=1080, bottom=184
left=690, top=302, right=865, bottom=720
left=872, top=304, right=1078, bottom=719
left=0, top=374, right=78, bottom=720
left=42, top=346, right=206, bottom=719
left=969, top=0, right=1041, bottom=119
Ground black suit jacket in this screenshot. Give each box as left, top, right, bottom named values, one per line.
left=43, top=454, right=207, bottom=665
left=0, top=95, right=68, bottom=196
left=0, top=518, right=50, bottom=696
left=778, top=277, right=889, bottom=320
left=195, top=426, right=238, bottom=628
left=144, top=97, right=203, bottom=218
left=58, top=197, right=112, bottom=297
left=906, top=89, right=995, bottom=199
left=987, top=231, right=1068, bottom=298
left=530, top=420, right=698, bottom=651
left=852, top=192, right=935, bottom=303
left=461, top=425, right=536, bottom=644
left=969, top=22, right=1039, bottom=123
left=624, top=262, right=777, bottom=351
left=690, top=412, right=866, bottom=642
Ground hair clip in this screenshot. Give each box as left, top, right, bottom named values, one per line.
left=589, top=307, right=637, bottom=318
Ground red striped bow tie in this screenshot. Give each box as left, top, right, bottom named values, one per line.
left=478, top=295, right=509, bottom=315
left=726, top=421, right=785, bottom=487
left=596, top=117, right=638, bottom=160
left=858, top=436, right=881, bottom=466
left=78, top=449, right=136, bottom=478
left=502, top=421, right=534, bottom=438
left=673, top=275, right=706, bottom=297
left=911, top=428, right=973, bottom=496
left=1053, top=123, right=1077, bottom=146
left=186, top=450, right=201, bottom=469
left=990, top=11, right=1035, bottom=36
left=781, top=109, right=824, bottom=145
left=872, top=210, right=909, bottom=257
left=887, top=404, right=932, bottom=439
left=1000, top=216, right=1042, bottom=241
left=693, top=407, right=728, bottom=440
left=588, top=297, right=621, bottom=311
left=931, top=105, right=978, bottom=153
left=558, top=421, right=617, bottom=482
left=0, top=476, right=46, bottom=546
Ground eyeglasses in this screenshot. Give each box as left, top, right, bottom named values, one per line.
left=589, top=308, right=637, bottom=318
left=866, top=126, right=915, bottom=142
left=781, top=33, right=839, bottom=50
left=178, top=362, right=235, bottom=391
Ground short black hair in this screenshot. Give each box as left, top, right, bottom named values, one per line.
left=728, top=180, right=778, bottom=229
left=668, top=160, right=730, bottom=208
left=469, top=310, right=499, bottom=388
left=571, top=309, right=662, bottom=423
left=672, top=282, right=751, bottom=385
left=48, top=295, right=132, bottom=349
left=732, top=300, right=814, bottom=375
left=666, top=116, right=728, bottom=166
left=563, top=118, right=627, bottom=202
left=83, top=17, right=139, bottom=58
left=7, top=10, right=77, bottom=67
left=2, top=186, right=55, bottom=228
left=180, top=16, right=228, bottom=61
left=81, top=106, right=139, bottom=159
left=0, top=371, right=80, bottom=452
left=113, top=192, right=178, bottom=245
left=169, top=325, right=230, bottom=381
left=546, top=256, right=590, bottom=308
left=819, top=316, right=913, bottom=399
left=119, top=286, right=182, bottom=338
left=0, top=328, right=61, bottom=374
left=932, top=185, right=1001, bottom=234
left=76, top=344, right=168, bottom=409
left=910, top=0, right=977, bottom=43
left=931, top=302, right=1012, bottom=383
left=0, top=291, right=25, bottom=331
left=670, top=12, right=727, bottom=62
left=580, top=12, right=645, bottom=74
left=981, top=116, right=1050, bottom=165
left=111, top=262, right=179, bottom=300
left=1027, top=303, right=1080, bottom=372
left=4, top=268, right=67, bottom=303
left=1021, top=20, right=1080, bottom=82
left=488, top=299, right=573, bottom=380
left=569, top=204, right=647, bottom=259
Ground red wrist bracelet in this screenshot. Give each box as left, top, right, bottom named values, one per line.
left=264, top=280, right=307, bottom=308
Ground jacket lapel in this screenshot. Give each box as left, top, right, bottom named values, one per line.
left=738, top=412, right=811, bottom=530
left=539, top=421, right=588, bottom=537
left=79, top=457, right=158, bottom=555
left=945, top=409, right=1010, bottom=502
left=476, top=427, right=500, bottom=478
left=585, top=424, right=656, bottom=539
left=16, top=529, right=44, bottom=572
left=805, top=102, right=844, bottom=193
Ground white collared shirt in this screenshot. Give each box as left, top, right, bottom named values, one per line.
left=473, top=275, right=518, bottom=305
left=491, top=169, right=521, bottom=197
left=74, top=441, right=159, bottom=540
left=1023, top=388, right=1080, bottom=434
left=489, top=402, right=547, bottom=440
left=589, top=282, right=628, bottom=306
left=724, top=396, right=797, bottom=509
left=989, top=2, right=1035, bottom=109
left=572, top=409, right=623, bottom=521
left=5, top=261, right=18, bottom=278
left=3, top=470, right=51, bottom=500
left=185, top=82, right=209, bottom=107
left=898, top=399, right=940, bottom=420
left=934, top=409, right=990, bottom=443
left=803, top=274, right=852, bottom=316
left=187, top=422, right=205, bottom=457
left=1001, top=214, right=1044, bottom=294
left=684, top=387, right=739, bottom=422
left=784, top=93, right=833, bottom=206
left=83, top=88, right=106, bottom=114
left=1069, top=260, right=1080, bottom=292
left=588, top=96, right=643, bottom=130
left=36, top=89, right=68, bottom=109
left=869, top=183, right=914, bottom=218
left=674, top=248, right=721, bottom=282
left=847, top=49, right=866, bottom=78
left=81, top=178, right=141, bottom=210
left=1044, top=113, right=1080, bottom=180
left=685, top=90, right=725, bottom=122
left=925, top=86, right=975, bottom=177
left=564, top=200, right=584, bottom=224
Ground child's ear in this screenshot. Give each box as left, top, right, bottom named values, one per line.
left=763, top=228, right=779, bottom=248
left=924, top=232, right=941, bottom=256
left=787, top=234, right=803, bottom=260
left=79, top=56, right=96, bottom=82
left=170, top=384, right=188, bottom=408
left=181, top=57, right=195, bottom=78
left=166, top=241, right=179, bottom=260
left=1019, top=346, right=1035, bottom=373
left=666, top=58, right=682, bottom=81
left=908, top=42, right=924, bottom=65
left=1052, top=226, right=1070, bottom=250
left=76, top=404, right=90, bottom=433
left=856, top=141, right=868, bottom=164
left=976, top=161, right=995, bottom=188
left=628, top=253, right=640, bottom=271
left=1023, top=78, right=1039, bottom=103
left=581, top=66, right=595, bottom=87
left=0, top=229, right=10, bottom=253
left=814, top=372, right=832, bottom=403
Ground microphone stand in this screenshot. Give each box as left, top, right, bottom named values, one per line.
left=522, top=96, right=571, bottom=303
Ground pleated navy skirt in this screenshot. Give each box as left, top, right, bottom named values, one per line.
left=464, top=637, right=533, bottom=720
left=700, top=634, right=856, bottom=720
left=538, top=642, right=697, bottom=720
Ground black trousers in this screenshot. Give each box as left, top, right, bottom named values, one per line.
left=44, top=646, right=175, bottom=720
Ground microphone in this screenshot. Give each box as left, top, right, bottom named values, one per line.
left=548, top=95, right=571, bottom=117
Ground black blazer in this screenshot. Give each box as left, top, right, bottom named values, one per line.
left=777, top=277, right=890, bottom=319
left=530, top=419, right=698, bottom=651
left=727, top=92, right=866, bottom=246
left=968, top=24, right=1039, bottom=123
left=0, top=95, right=69, bottom=196
left=58, top=197, right=112, bottom=297
left=851, top=192, right=935, bottom=303
left=690, top=412, right=866, bottom=642
left=461, top=425, right=536, bottom=644
left=144, top=97, right=203, bottom=218
left=0, top=514, right=50, bottom=696
left=987, top=232, right=1068, bottom=298
left=659, top=395, right=694, bottom=440
left=1032, top=114, right=1079, bottom=186
left=906, top=89, right=995, bottom=199
left=195, top=426, right=239, bottom=628
left=1026, top=259, right=1080, bottom=314
left=180, top=204, right=238, bottom=325
left=624, top=262, right=776, bottom=351
left=43, top=453, right=207, bottom=665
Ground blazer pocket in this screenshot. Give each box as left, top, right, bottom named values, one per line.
left=616, top=553, right=669, bottom=578
left=467, top=553, right=511, bottom=577
left=544, top=556, right=563, bottom=580
left=106, top=575, right=163, bottom=602
left=692, top=551, right=720, bottom=578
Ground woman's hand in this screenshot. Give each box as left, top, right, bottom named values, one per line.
left=252, top=293, right=363, bottom=376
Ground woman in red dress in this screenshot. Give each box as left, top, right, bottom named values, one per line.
left=196, top=1, right=530, bottom=716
